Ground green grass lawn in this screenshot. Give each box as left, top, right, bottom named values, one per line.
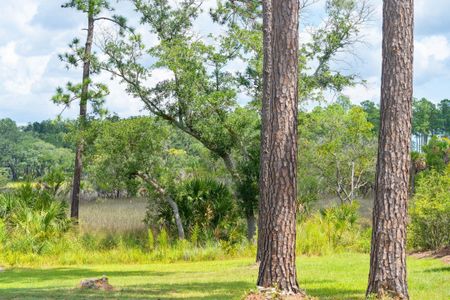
left=0, top=253, right=448, bottom=300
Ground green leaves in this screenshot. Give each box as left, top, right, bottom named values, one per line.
left=0, top=119, right=73, bottom=181
left=52, top=80, right=109, bottom=116
left=212, top=0, right=370, bottom=105
left=135, top=0, right=200, bottom=40
left=298, top=102, right=377, bottom=203
left=409, top=168, right=450, bottom=250
left=0, top=184, right=71, bottom=254
left=62, top=0, right=112, bottom=16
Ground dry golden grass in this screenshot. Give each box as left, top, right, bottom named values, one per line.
left=79, top=198, right=148, bottom=233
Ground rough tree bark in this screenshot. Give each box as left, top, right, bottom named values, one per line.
left=257, top=0, right=273, bottom=264
left=366, top=0, right=414, bottom=298
left=257, top=0, right=301, bottom=294
left=70, top=10, right=95, bottom=220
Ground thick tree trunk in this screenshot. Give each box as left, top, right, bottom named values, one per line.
left=257, top=0, right=301, bottom=294
left=70, top=13, right=95, bottom=220
left=367, top=0, right=414, bottom=299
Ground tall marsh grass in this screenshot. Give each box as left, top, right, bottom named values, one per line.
left=79, top=198, right=147, bottom=233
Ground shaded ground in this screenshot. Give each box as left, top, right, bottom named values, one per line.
left=411, top=247, right=450, bottom=265
left=0, top=254, right=448, bottom=299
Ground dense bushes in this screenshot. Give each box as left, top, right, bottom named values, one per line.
left=0, top=184, right=71, bottom=254
left=409, top=168, right=450, bottom=250
left=148, top=178, right=245, bottom=245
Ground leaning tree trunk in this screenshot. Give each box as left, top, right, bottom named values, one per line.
left=165, top=195, right=186, bottom=240
left=257, top=0, right=301, bottom=294
left=138, top=173, right=185, bottom=240
left=70, top=13, right=95, bottom=220
left=367, top=0, right=414, bottom=299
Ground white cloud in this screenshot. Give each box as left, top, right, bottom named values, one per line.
left=342, top=76, right=380, bottom=103
left=0, top=0, right=38, bottom=45
left=416, top=36, right=450, bottom=63
left=415, top=35, right=450, bottom=84
left=0, top=42, right=51, bottom=95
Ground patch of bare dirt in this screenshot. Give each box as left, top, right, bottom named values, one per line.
left=410, top=247, right=450, bottom=264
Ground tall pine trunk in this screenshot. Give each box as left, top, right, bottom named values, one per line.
left=257, top=0, right=273, bottom=264
left=367, top=0, right=414, bottom=298
left=257, top=0, right=301, bottom=294
left=71, top=13, right=95, bottom=220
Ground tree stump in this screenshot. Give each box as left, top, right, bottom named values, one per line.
left=79, top=276, right=114, bottom=291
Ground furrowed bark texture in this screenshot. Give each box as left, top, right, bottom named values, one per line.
left=257, top=0, right=273, bottom=264
left=71, top=12, right=94, bottom=220
left=367, top=0, right=414, bottom=298
left=257, top=0, right=301, bottom=294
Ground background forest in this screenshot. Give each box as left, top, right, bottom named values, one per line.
left=1, top=97, right=448, bottom=261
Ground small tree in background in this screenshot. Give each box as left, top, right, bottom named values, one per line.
left=53, top=0, right=129, bottom=220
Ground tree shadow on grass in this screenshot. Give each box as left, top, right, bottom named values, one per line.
left=0, top=268, right=173, bottom=284
left=300, top=278, right=364, bottom=299
left=0, top=267, right=368, bottom=299
left=423, top=266, right=450, bottom=273
left=0, top=280, right=252, bottom=300
left=305, top=286, right=364, bottom=300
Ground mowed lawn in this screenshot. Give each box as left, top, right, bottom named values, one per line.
left=0, top=254, right=448, bottom=300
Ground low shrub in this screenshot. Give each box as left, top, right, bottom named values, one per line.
left=297, top=202, right=370, bottom=255
left=0, top=230, right=256, bottom=267
left=0, top=184, right=71, bottom=254
left=147, top=178, right=246, bottom=245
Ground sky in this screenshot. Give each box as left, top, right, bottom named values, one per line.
left=0, top=0, right=449, bottom=124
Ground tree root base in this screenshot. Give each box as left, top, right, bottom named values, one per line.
left=244, top=287, right=311, bottom=300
